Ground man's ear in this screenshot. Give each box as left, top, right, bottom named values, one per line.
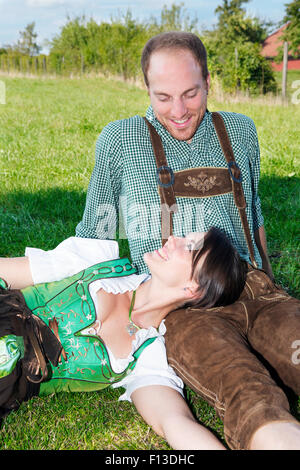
left=206, top=73, right=211, bottom=94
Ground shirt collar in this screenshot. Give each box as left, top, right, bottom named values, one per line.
left=145, top=105, right=211, bottom=146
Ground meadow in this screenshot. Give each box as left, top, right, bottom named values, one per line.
left=0, top=75, right=299, bottom=449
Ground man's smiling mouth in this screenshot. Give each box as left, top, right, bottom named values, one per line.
left=170, top=116, right=192, bottom=127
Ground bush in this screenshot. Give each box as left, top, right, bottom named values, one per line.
left=220, top=42, right=277, bottom=94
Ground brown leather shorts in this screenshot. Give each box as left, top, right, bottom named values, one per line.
left=165, top=267, right=300, bottom=450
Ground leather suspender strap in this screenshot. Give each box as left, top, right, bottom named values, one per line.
left=211, top=112, right=257, bottom=268
left=143, top=117, right=178, bottom=245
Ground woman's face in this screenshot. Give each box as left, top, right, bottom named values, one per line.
left=144, top=232, right=206, bottom=289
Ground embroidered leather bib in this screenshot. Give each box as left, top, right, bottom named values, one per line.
left=21, top=258, right=156, bottom=395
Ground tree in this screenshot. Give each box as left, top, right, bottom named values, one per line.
left=215, top=0, right=249, bottom=31
left=49, top=12, right=147, bottom=79
left=16, top=22, right=41, bottom=56
left=214, top=0, right=272, bottom=46
left=160, top=2, right=198, bottom=32
left=221, top=42, right=276, bottom=93
left=147, top=2, right=198, bottom=34
left=107, top=10, right=147, bottom=80
left=49, top=16, right=90, bottom=72
left=282, top=0, right=300, bottom=57
left=203, top=0, right=276, bottom=94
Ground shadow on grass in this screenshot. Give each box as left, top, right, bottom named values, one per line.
left=0, top=187, right=130, bottom=258
left=1, top=174, right=299, bottom=241
left=259, top=174, right=299, bottom=233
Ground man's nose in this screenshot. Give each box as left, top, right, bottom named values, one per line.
left=171, top=98, right=187, bottom=119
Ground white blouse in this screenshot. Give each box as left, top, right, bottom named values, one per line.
left=25, top=237, right=184, bottom=402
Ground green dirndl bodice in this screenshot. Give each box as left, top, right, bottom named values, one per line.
left=18, top=258, right=156, bottom=396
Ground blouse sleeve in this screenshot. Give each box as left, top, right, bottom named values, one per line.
left=112, top=336, right=184, bottom=402
left=25, top=237, right=119, bottom=284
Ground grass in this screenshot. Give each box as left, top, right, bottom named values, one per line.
left=0, top=75, right=299, bottom=449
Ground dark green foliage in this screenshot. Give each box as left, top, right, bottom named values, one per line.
left=204, top=0, right=277, bottom=94
left=282, top=0, right=300, bottom=57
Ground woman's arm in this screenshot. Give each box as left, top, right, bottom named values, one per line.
left=132, top=385, right=225, bottom=450
left=0, top=237, right=119, bottom=290
left=0, top=257, right=33, bottom=289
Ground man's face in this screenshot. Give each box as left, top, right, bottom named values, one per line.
left=147, top=48, right=210, bottom=142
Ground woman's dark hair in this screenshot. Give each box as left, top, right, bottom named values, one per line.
left=141, top=31, right=209, bottom=87
left=184, top=227, right=248, bottom=309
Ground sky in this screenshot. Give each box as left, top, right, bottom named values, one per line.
left=0, top=0, right=288, bottom=53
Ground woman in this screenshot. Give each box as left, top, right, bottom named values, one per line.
left=0, top=227, right=246, bottom=449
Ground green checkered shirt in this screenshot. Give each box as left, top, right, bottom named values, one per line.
left=76, top=106, right=264, bottom=274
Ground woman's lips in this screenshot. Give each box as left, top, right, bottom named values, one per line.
left=155, top=247, right=168, bottom=260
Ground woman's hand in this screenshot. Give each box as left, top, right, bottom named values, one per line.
left=132, top=385, right=225, bottom=450
left=0, top=257, right=33, bottom=289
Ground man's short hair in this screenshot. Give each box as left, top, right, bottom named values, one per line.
left=141, top=31, right=209, bottom=87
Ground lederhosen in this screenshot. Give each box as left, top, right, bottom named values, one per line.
left=144, top=112, right=300, bottom=450
left=0, top=258, right=156, bottom=420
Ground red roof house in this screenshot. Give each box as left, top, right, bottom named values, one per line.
left=261, top=23, right=300, bottom=71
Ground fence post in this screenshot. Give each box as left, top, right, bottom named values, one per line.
left=81, top=52, right=84, bottom=76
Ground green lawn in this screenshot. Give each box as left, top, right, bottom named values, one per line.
left=0, top=76, right=299, bottom=449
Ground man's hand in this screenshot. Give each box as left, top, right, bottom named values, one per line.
left=254, top=226, right=274, bottom=280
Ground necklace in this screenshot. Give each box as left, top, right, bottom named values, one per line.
left=126, top=290, right=140, bottom=336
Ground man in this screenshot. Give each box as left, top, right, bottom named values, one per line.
left=76, top=32, right=300, bottom=450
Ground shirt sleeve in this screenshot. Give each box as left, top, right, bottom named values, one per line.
left=248, top=119, right=264, bottom=231
left=112, top=336, right=184, bottom=402
left=75, top=121, right=123, bottom=240
left=25, top=237, right=119, bottom=284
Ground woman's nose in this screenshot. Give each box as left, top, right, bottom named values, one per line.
left=167, top=235, right=183, bottom=249
left=166, top=235, right=175, bottom=249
